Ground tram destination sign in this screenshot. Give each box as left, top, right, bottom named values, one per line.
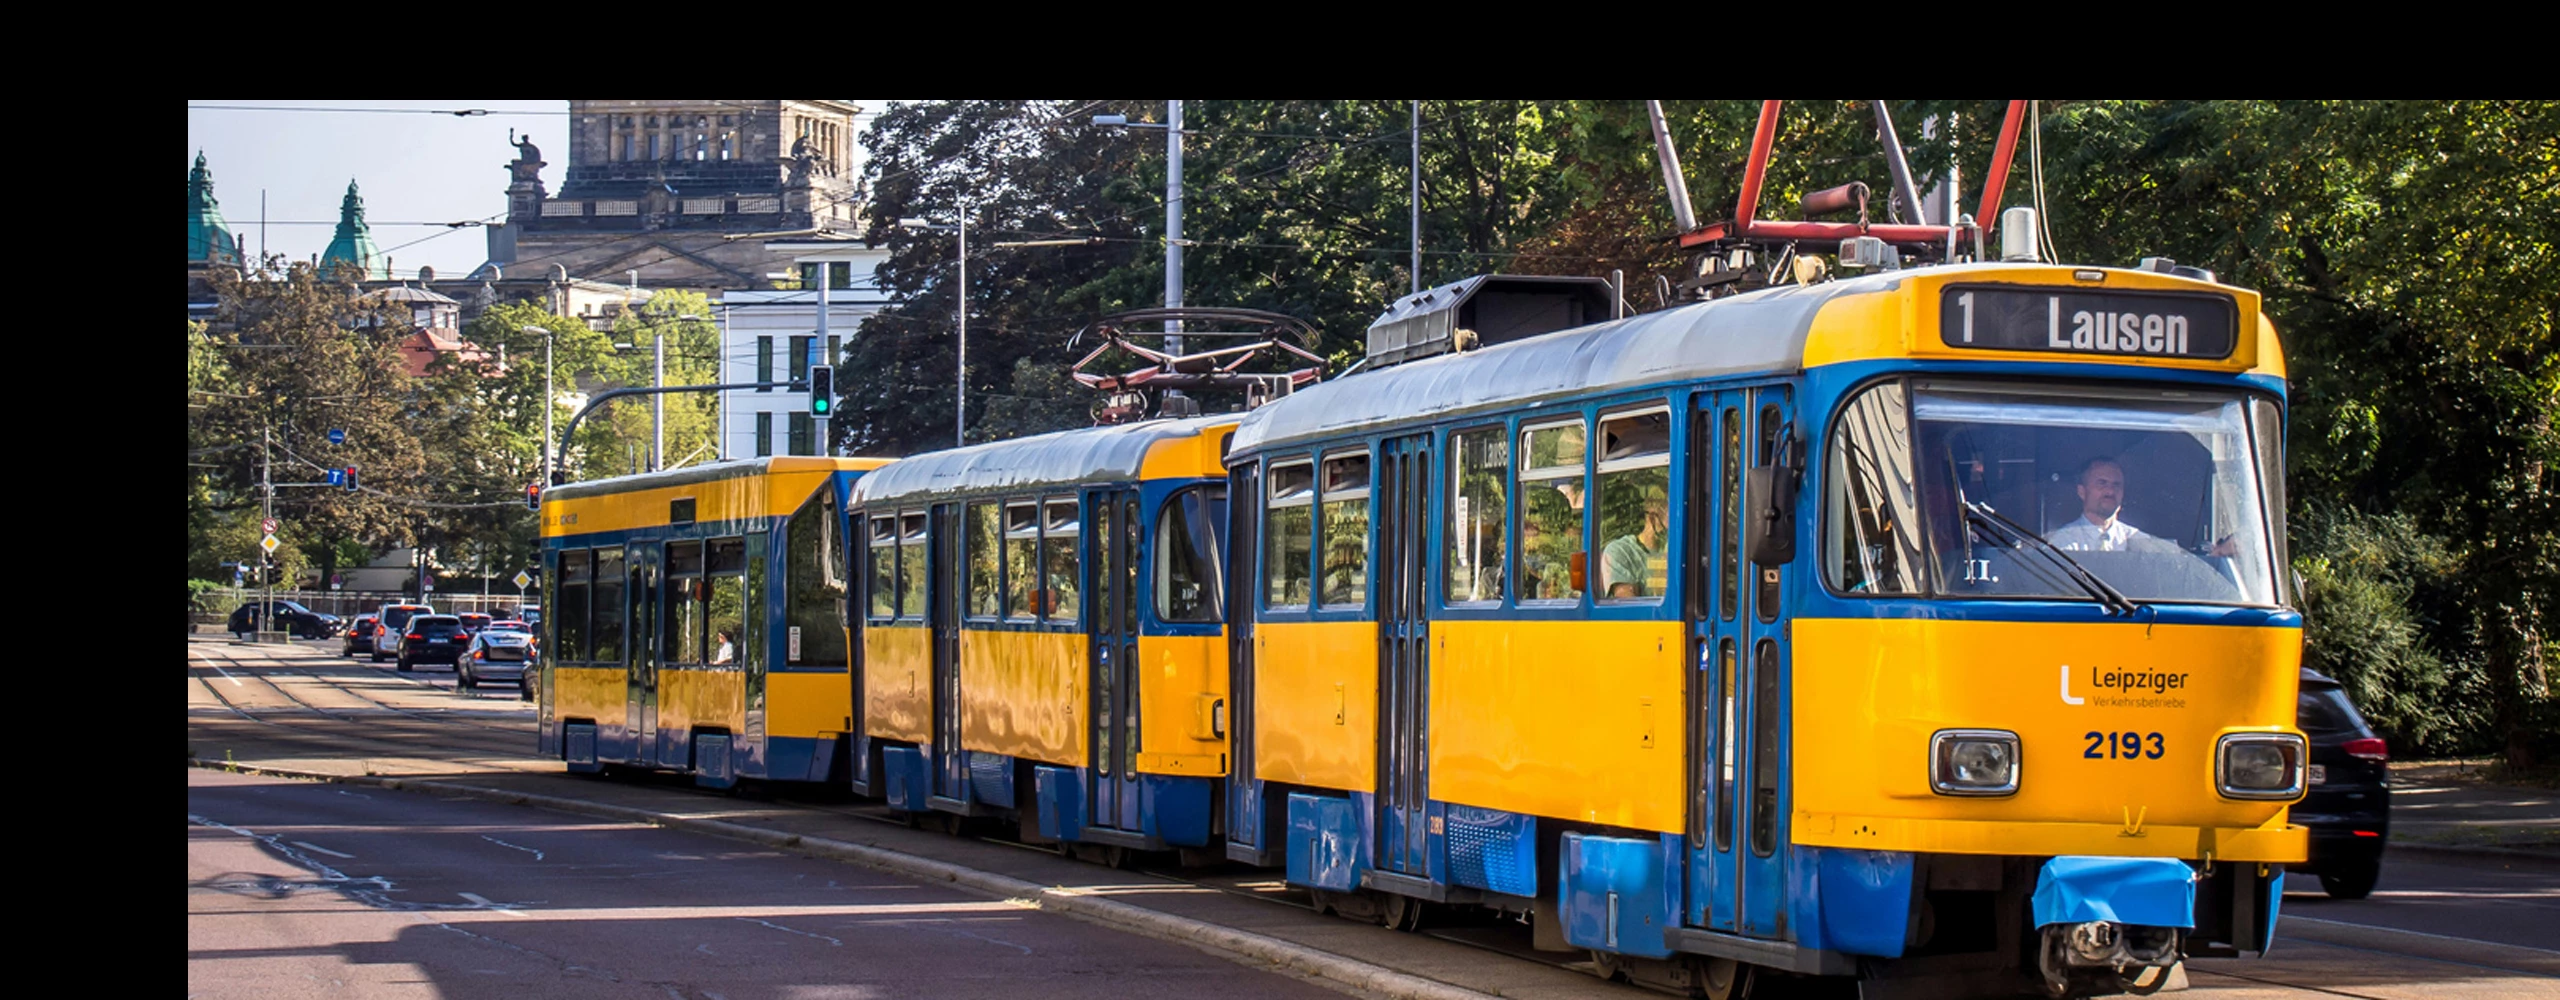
left=1940, top=286, right=2237, bottom=360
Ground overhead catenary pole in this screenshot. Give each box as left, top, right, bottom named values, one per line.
left=1412, top=100, right=1422, bottom=293
left=957, top=208, right=969, bottom=447
left=815, top=256, right=831, bottom=455
left=1164, top=100, right=1185, bottom=401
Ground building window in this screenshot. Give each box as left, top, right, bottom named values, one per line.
left=755, top=413, right=773, bottom=457
left=827, top=334, right=842, bottom=367
left=647, top=134, right=660, bottom=160
left=619, top=134, right=631, bottom=161
left=788, top=412, right=813, bottom=456
left=789, top=335, right=813, bottom=384
left=756, top=336, right=773, bottom=391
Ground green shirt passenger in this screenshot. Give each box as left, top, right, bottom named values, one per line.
left=1602, top=492, right=1669, bottom=598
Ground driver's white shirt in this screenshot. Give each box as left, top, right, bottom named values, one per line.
left=2047, top=515, right=2145, bottom=552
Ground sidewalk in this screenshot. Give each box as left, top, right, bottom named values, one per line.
left=2384, top=760, right=2559, bottom=865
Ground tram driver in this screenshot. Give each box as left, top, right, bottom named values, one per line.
left=2048, top=456, right=2237, bottom=557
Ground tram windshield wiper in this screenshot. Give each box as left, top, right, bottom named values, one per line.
left=1961, top=501, right=2142, bottom=616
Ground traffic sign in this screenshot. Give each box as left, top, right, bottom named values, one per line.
left=328, top=428, right=346, bottom=445
left=259, top=534, right=280, bottom=554
left=262, top=517, right=279, bottom=534
left=513, top=570, right=533, bottom=590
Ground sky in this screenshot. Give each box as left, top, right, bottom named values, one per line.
left=186, top=101, right=886, bottom=279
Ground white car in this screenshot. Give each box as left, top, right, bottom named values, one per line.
left=458, top=620, right=535, bottom=691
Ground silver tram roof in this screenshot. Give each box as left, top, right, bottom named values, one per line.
left=1229, top=269, right=1911, bottom=456
left=851, top=414, right=1240, bottom=505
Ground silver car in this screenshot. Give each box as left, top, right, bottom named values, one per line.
left=458, top=620, right=535, bottom=691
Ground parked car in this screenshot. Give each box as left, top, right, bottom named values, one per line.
left=458, top=620, right=535, bottom=690
left=2295, top=668, right=2391, bottom=899
left=227, top=600, right=342, bottom=640
left=394, top=614, right=471, bottom=672
left=340, top=614, right=380, bottom=657
left=456, top=612, right=495, bottom=635
left=371, top=603, right=435, bottom=663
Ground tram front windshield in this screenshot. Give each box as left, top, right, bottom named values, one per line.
left=1824, top=380, right=2282, bottom=606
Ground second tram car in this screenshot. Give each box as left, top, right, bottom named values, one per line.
left=1223, top=265, right=2306, bottom=997
left=850, top=416, right=1239, bottom=857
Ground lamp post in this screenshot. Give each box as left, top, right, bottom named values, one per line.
left=1093, top=104, right=1190, bottom=401
left=521, top=324, right=552, bottom=486
left=609, top=313, right=705, bottom=471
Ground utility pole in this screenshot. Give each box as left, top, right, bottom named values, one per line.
left=815, top=259, right=832, bottom=455
left=1164, top=100, right=1186, bottom=404
left=1412, top=100, right=1421, bottom=293
left=261, top=424, right=275, bottom=639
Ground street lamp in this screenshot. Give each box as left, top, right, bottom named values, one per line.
left=899, top=214, right=968, bottom=448
left=1094, top=103, right=1189, bottom=401
left=521, top=325, right=552, bottom=486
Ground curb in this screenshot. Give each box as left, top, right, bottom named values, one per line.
left=191, top=759, right=1496, bottom=1000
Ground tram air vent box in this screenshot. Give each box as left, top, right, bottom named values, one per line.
left=1364, top=275, right=1615, bottom=368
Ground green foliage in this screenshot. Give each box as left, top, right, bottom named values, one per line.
left=188, top=578, right=229, bottom=613
left=2293, top=503, right=2471, bottom=749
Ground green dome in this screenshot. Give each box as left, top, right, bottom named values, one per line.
left=187, top=151, right=238, bottom=264
left=321, top=179, right=390, bottom=280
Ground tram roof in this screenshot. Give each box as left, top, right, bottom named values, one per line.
left=852, top=414, right=1239, bottom=505
left=1230, top=269, right=1888, bottom=455
left=544, top=456, right=890, bottom=503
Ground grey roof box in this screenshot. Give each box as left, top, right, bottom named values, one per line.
left=1365, top=274, right=1615, bottom=368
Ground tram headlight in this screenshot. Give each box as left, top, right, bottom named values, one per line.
left=1930, top=729, right=2021, bottom=796
left=2216, top=733, right=2306, bottom=800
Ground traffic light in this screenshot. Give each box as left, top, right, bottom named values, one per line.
left=526, top=481, right=542, bottom=511
left=808, top=365, right=834, bottom=416
left=344, top=466, right=359, bottom=491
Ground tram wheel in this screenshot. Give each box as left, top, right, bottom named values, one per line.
left=1700, top=957, right=1750, bottom=1000
left=1382, top=892, right=1427, bottom=932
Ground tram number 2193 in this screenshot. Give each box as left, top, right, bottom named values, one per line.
left=2086, top=731, right=2166, bottom=760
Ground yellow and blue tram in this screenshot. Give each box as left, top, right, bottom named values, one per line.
left=536, top=457, right=892, bottom=788
left=1221, top=267, right=2307, bottom=996
left=848, top=415, right=1239, bottom=855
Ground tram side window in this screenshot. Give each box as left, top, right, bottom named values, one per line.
left=1519, top=419, right=1588, bottom=602
left=867, top=516, right=898, bottom=620
left=966, top=501, right=1002, bottom=618
left=1004, top=502, right=1042, bottom=621
left=1159, top=484, right=1227, bottom=623
left=557, top=549, right=590, bottom=663
left=1042, top=498, right=1081, bottom=623
left=785, top=488, right=847, bottom=667
left=1445, top=427, right=1508, bottom=605
left=898, top=513, right=928, bottom=620
left=1266, top=461, right=1315, bottom=609
left=1824, top=382, right=1925, bottom=596
left=708, top=538, right=744, bottom=666
left=1597, top=408, right=1672, bottom=601
left=592, top=548, right=625, bottom=663
left=1319, top=452, right=1370, bottom=610
left=667, top=540, right=705, bottom=665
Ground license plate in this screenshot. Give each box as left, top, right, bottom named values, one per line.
left=2308, top=764, right=2327, bottom=786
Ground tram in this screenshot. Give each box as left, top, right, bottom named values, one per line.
left=847, top=415, right=1240, bottom=859
left=534, top=456, right=892, bottom=788
left=1221, top=259, right=2305, bottom=996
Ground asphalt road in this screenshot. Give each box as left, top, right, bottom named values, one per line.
left=188, top=766, right=1351, bottom=1000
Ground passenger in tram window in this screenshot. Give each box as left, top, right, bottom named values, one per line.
left=1602, top=488, right=1670, bottom=598
left=711, top=630, right=735, bottom=665
left=1519, top=486, right=1583, bottom=600
left=2048, top=456, right=2236, bottom=557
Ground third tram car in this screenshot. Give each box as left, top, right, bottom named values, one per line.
left=1221, top=266, right=2305, bottom=997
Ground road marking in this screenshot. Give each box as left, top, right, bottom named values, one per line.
left=458, top=892, right=533, bottom=917
left=2284, top=914, right=2560, bottom=956
left=481, top=835, right=545, bottom=860
left=195, top=653, right=245, bottom=687
left=737, top=917, right=841, bottom=947
left=292, top=841, right=354, bottom=859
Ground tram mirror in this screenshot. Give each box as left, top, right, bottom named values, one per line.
left=1745, top=465, right=1798, bottom=567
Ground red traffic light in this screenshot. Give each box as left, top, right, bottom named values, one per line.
left=525, top=481, right=542, bottom=511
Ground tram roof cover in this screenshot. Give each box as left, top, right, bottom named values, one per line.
left=852, top=415, right=1237, bottom=504
left=1232, top=270, right=1892, bottom=454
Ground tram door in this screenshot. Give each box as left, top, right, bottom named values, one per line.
left=626, top=541, right=662, bottom=767
left=1689, top=387, right=1796, bottom=937
left=931, top=503, right=968, bottom=803
left=1089, top=489, right=1144, bottom=832
left=1375, top=434, right=1432, bottom=876
left=1223, top=463, right=1267, bottom=858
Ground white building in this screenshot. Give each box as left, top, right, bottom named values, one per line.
left=719, top=239, right=891, bottom=458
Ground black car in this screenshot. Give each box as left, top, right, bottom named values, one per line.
left=2295, top=668, right=2390, bottom=899
left=395, top=614, right=471, bottom=672
left=227, top=600, right=342, bottom=640
left=341, top=614, right=380, bottom=656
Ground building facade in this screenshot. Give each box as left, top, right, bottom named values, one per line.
left=719, top=239, right=890, bottom=459
left=490, top=100, right=867, bottom=294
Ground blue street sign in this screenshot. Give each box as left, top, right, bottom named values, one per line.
left=329, top=428, right=346, bottom=445
left=326, top=469, right=345, bottom=485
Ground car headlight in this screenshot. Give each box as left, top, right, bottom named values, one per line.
left=2216, top=733, right=2306, bottom=800
left=1931, top=729, right=2021, bottom=796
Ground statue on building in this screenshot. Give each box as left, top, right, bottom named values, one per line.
left=508, top=129, right=546, bottom=183
left=787, top=135, right=818, bottom=184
